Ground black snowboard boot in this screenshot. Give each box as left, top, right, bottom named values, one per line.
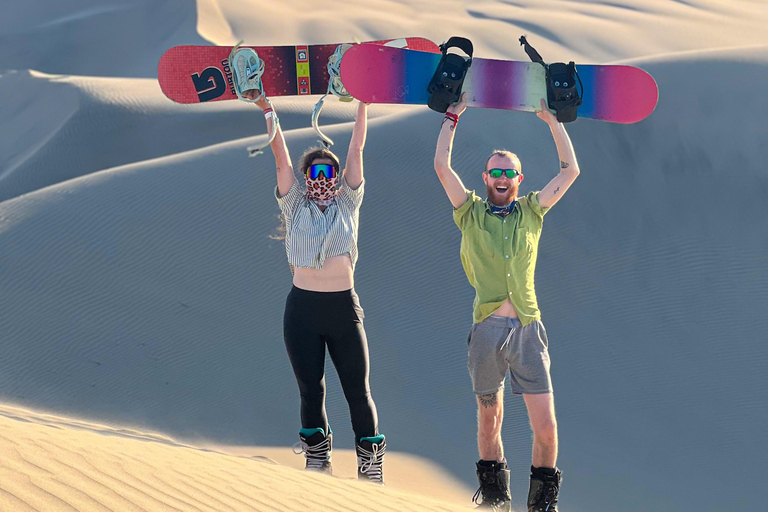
left=295, top=427, right=332, bottom=475
left=527, top=466, right=561, bottom=512
left=356, top=435, right=386, bottom=485
left=473, top=459, right=512, bottom=511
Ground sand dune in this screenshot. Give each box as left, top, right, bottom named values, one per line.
left=0, top=69, right=411, bottom=202
left=0, top=404, right=474, bottom=511
left=2, top=1, right=768, bottom=511
left=194, top=0, right=768, bottom=63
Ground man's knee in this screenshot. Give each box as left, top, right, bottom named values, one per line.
left=533, top=419, right=558, bottom=445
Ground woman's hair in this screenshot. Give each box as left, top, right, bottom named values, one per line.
left=298, top=147, right=341, bottom=177
left=270, top=147, right=341, bottom=241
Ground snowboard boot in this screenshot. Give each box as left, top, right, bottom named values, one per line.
left=293, top=427, right=333, bottom=475
left=356, top=435, right=386, bottom=485
left=472, top=460, right=512, bottom=511
left=228, top=46, right=265, bottom=102
left=527, top=466, right=561, bottom=512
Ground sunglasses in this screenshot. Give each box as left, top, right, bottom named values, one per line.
left=307, top=163, right=337, bottom=180
left=486, top=168, right=521, bottom=179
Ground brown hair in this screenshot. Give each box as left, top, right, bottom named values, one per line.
left=298, top=147, right=341, bottom=177
left=270, top=147, right=342, bottom=241
left=484, top=150, right=522, bottom=172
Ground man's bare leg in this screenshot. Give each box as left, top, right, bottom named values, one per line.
left=523, top=392, right=558, bottom=467
left=477, top=388, right=504, bottom=462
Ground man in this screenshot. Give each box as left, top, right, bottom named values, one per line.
left=434, top=94, right=580, bottom=511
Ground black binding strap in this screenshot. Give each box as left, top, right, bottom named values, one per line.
left=519, top=35, right=583, bottom=123
left=426, top=36, right=473, bottom=113
left=519, top=35, right=544, bottom=65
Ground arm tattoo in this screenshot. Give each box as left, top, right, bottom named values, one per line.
left=554, top=186, right=561, bottom=195
left=479, top=393, right=499, bottom=408
left=560, top=161, right=569, bottom=168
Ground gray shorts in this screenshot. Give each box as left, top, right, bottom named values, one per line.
left=467, top=315, right=553, bottom=395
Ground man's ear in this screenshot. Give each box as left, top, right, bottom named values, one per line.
left=518, top=174, right=524, bottom=183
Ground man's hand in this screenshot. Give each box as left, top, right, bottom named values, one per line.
left=536, top=98, right=559, bottom=126
left=447, top=92, right=468, bottom=117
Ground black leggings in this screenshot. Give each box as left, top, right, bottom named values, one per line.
left=283, top=286, right=379, bottom=440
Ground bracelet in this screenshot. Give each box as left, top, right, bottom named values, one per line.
left=444, top=112, right=459, bottom=129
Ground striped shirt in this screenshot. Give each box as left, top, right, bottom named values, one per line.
left=275, top=176, right=364, bottom=271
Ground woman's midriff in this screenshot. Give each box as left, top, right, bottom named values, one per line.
left=292, top=254, right=354, bottom=291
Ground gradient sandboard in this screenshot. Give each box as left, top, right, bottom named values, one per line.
left=340, top=44, right=658, bottom=123
left=158, top=38, right=439, bottom=104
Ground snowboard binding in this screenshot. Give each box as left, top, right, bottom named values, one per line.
left=228, top=43, right=266, bottom=102
left=519, top=35, right=583, bottom=123
left=426, top=36, right=473, bottom=113
left=312, top=43, right=355, bottom=148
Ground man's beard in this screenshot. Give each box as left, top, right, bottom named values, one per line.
left=486, top=181, right=518, bottom=206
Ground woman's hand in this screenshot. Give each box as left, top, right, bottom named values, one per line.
left=249, top=91, right=270, bottom=109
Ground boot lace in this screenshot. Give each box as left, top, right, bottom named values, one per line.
left=530, top=478, right=559, bottom=511
left=292, top=436, right=331, bottom=470
left=473, top=471, right=508, bottom=509
left=357, top=441, right=385, bottom=482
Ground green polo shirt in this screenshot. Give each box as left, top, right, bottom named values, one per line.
left=453, top=190, right=550, bottom=326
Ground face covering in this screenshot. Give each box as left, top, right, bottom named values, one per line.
left=489, top=200, right=517, bottom=217
left=305, top=172, right=339, bottom=206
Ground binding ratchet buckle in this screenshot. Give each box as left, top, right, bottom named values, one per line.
left=426, top=37, right=473, bottom=113
left=519, top=35, right=583, bottom=123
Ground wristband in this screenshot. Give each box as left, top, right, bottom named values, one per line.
left=264, top=110, right=274, bottom=120
left=444, top=112, right=459, bottom=129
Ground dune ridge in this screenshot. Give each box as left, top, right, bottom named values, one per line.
left=1, top=1, right=767, bottom=512
left=0, top=404, right=474, bottom=511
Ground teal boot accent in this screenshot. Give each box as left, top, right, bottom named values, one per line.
left=299, top=427, right=325, bottom=438
left=359, top=434, right=384, bottom=445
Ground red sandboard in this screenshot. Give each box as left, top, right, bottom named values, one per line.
left=158, top=38, right=439, bottom=104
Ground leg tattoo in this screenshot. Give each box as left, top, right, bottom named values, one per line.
left=479, top=393, right=499, bottom=408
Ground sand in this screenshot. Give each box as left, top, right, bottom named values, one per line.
left=1, top=1, right=767, bottom=511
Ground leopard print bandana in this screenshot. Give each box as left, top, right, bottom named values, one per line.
left=305, top=173, right=339, bottom=204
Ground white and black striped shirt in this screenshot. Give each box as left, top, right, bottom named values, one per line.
left=275, top=176, right=364, bottom=270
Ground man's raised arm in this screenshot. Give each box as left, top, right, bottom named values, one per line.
left=434, top=93, right=470, bottom=209
left=536, top=99, right=580, bottom=208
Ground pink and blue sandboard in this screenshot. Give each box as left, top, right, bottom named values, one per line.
left=340, top=44, right=658, bottom=123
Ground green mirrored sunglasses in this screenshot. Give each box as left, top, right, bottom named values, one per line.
left=486, top=168, right=521, bottom=179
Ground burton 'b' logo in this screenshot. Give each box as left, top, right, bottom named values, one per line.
left=192, top=67, right=226, bottom=102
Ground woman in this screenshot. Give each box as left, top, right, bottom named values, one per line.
left=250, top=92, right=385, bottom=484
